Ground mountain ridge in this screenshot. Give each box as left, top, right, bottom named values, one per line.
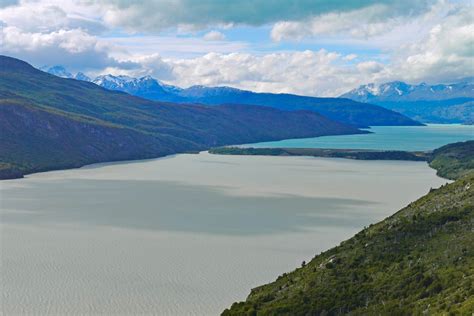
left=0, top=55, right=362, bottom=179
left=341, top=80, right=474, bottom=102
left=40, top=65, right=421, bottom=128
left=341, top=80, right=474, bottom=124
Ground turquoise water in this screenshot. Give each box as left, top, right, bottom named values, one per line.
left=245, top=124, right=474, bottom=151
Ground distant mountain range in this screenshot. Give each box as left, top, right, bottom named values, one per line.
left=41, top=67, right=473, bottom=126
left=40, top=65, right=420, bottom=128
left=341, top=80, right=474, bottom=124
left=341, top=79, right=474, bottom=101
left=0, top=56, right=363, bottom=179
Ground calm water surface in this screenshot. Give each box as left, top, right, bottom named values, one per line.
left=1, top=152, right=446, bottom=315
left=245, top=124, right=473, bottom=151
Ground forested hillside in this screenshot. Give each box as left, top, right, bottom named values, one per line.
left=0, top=56, right=361, bottom=179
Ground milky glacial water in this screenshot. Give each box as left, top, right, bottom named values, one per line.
left=245, top=124, right=474, bottom=151
left=1, top=152, right=447, bottom=315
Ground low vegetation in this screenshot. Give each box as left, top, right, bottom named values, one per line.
left=428, top=140, right=474, bottom=180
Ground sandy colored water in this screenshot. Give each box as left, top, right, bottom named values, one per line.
left=1, top=152, right=447, bottom=315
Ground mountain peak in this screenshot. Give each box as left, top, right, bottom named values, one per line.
left=91, top=73, right=175, bottom=97
left=40, top=65, right=91, bottom=81
left=341, top=80, right=474, bottom=102
left=74, top=72, right=91, bottom=81
left=139, top=75, right=155, bottom=81
left=340, top=79, right=474, bottom=124
left=41, top=65, right=73, bottom=78
left=93, top=74, right=132, bottom=87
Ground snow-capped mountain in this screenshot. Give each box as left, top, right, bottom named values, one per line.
left=38, top=64, right=421, bottom=127
left=41, top=65, right=91, bottom=81
left=341, top=80, right=474, bottom=102
left=41, top=65, right=182, bottom=100
left=40, top=65, right=471, bottom=124
left=92, top=74, right=183, bottom=95
left=74, top=72, right=91, bottom=81
left=340, top=80, right=474, bottom=124
left=92, top=74, right=147, bottom=91
left=91, top=74, right=184, bottom=101
left=41, top=65, right=74, bottom=79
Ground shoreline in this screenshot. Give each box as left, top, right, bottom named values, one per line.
left=1, top=148, right=433, bottom=181
left=209, top=147, right=431, bottom=162
left=4, top=124, right=471, bottom=181
left=0, top=146, right=445, bottom=181
left=3, top=143, right=470, bottom=310
left=0, top=130, right=369, bottom=181
left=2, top=143, right=457, bottom=315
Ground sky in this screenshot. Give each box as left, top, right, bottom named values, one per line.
left=0, top=0, right=472, bottom=96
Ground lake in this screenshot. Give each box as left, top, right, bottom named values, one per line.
left=244, top=124, right=474, bottom=151
left=1, top=152, right=446, bottom=315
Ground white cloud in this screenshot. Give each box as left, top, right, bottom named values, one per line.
left=124, top=53, right=174, bottom=79
left=0, top=0, right=106, bottom=34
left=0, top=0, right=471, bottom=97
left=162, top=50, right=381, bottom=96
left=356, top=61, right=385, bottom=73
left=138, top=4, right=473, bottom=96
left=343, top=54, right=358, bottom=61
left=103, top=35, right=248, bottom=59
left=0, top=26, right=130, bottom=71
left=90, top=0, right=433, bottom=33
left=1, top=26, right=97, bottom=53
left=203, top=30, right=225, bottom=41
left=390, top=6, right=474, bottom=83
left=271, top=4, right=412, bottom=42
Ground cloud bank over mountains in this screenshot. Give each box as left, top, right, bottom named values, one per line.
left=0, top=0, right=472, bottom=96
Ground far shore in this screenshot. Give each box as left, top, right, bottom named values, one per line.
left=209, top=147, right=431, bottom=161
left=0, top=146, right=432, bottom=181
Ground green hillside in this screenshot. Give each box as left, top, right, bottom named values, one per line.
left=0, top=56, right=362, bottom=179
left=429, top=141, right=474, bottom=180
left=223, top=142, right=474, bottom=315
